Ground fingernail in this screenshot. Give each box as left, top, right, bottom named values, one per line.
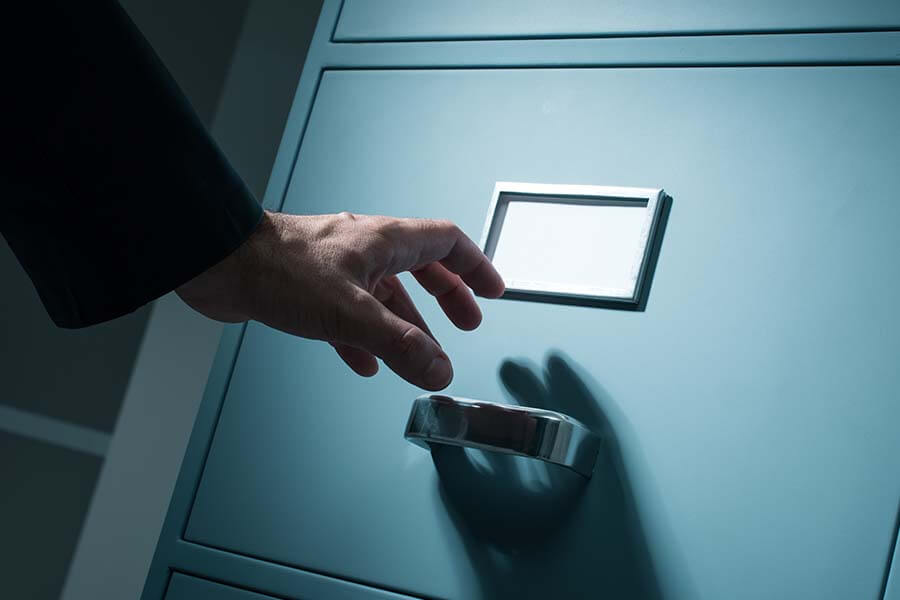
left=423, top=355, right=452, bottom=389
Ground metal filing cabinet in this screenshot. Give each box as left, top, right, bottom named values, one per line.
left=143, top=2, right=900, bottom=599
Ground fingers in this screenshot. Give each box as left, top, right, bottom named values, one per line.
left=345, top=291, right=452, bottom=390
left=373, top=275, right=437, bottom=342
left=412, top=262, right=482, bottom=330
left=338, top=277, right=445, bottom=387
left=440, top=247, right=506, bottom=301
left=383, top=218, right=505, bottom=299
left=331, top=342, right=378, bottom=377
left=319, top=215, right=503, bottom=388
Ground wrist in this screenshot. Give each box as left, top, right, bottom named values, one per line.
left=237, top=209, right=279, bottom=320
left=176, top=210, right=278, bottom=323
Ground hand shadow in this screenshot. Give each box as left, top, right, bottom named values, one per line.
left=431, top=353, right=664, bottom=600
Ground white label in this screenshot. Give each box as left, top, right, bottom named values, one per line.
left=489, top=196, right=651, bottom=299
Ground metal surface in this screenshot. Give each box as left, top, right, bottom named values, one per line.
left=184, top=66, right=900, bottom=600
left=405, top=394, right=601, bottom=477
left=142, top=1, right=900, bottom=598
left=334, top=0, right=900, bottom=42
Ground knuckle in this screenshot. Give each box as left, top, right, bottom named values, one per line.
left=331, top=288, right=370, bottom=342
left=390, top=325, right=425, bottom=359
left=346, top=240, right=369, bottom=262
left=345, top=285, right=371, bottom=308
left=314, top=293, right=342, bottom=342
left=337, top=244, right=367, bottom=275
left=434, top=219, right=458, bottom=235
left=369, top=215, right=395, bottom=233
left=365, top=231, right=396, bottom=265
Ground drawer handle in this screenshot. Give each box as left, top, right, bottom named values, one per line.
left=404, top=394, right=601, bottom=478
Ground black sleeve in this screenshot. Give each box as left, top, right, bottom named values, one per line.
left=0, top=1, right=263, bottom=328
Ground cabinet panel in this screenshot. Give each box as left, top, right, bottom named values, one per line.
left=165, top=573, right=281, bottom=600
left=886, top=535, right=900, bottom=600
left=186, top=67, right=900, bottom=599
left=335, top=0, right=900, bottom=41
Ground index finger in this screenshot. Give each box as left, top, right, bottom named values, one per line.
left=385, top=218, right=506, bottom=298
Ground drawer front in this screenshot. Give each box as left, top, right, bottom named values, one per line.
left=888, top=537, right=900, bottom=600
left=186, top=67, right=900, bottom=600
left=334, top=0, right=900, bottom=41
left=166, top=573, right=281, bottom=600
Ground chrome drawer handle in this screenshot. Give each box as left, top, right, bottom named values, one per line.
left=404, top=394, right=601, bottom=478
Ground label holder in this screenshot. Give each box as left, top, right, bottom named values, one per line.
left=479, top=181, right=671, bottom=310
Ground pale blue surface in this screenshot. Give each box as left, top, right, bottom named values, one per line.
left=163, top=569, right=414, bottom=600
left=335, top=0, right=900, bottom=41
left=186, top=67, right=900, bottom=599
left=166, top=573, right=277, bottom=600
left=887, top=531, right=900, bottom=600
left=325, top=31, right=900, bottom=69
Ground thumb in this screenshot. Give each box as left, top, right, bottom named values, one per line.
left=346, top=293, right=453, bottom=391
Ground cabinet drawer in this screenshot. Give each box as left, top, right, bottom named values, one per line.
left=334, top=0, right=900, bottom=41
left=166, top=574, right=281, bottom=600
left=186, top=67, right=900, bottom=599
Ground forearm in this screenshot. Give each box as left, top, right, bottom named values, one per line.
left=1, top=1, right=261, bottom=327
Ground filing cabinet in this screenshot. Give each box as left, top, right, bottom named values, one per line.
left=144, top=2, right=900, bottom=599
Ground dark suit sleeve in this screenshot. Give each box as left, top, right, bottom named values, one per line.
left=0, top=1, right=263, bottom=327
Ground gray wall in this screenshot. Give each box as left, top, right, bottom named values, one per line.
left=0, top=432, right=103, bottom=600
left=118, top=0, right=251, bottom=128
left=0, top=229, right=149, bottom=598
left=0, top=240, right=151, bottom=431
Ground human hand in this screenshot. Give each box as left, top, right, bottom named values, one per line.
left=176, top=210, right=505, bottom=390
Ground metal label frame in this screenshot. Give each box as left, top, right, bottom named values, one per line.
left=479, top=181, right=670, bottom=310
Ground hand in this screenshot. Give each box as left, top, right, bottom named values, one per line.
left=176, top=210, right=505, bottom=390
